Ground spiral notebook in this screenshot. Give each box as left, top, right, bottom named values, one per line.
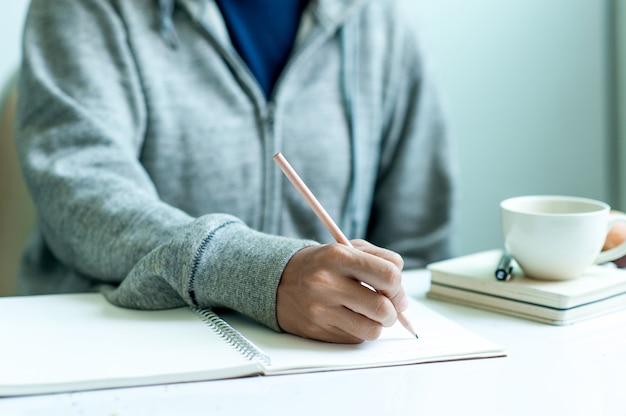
left=0, top=292, right=504, bottom=397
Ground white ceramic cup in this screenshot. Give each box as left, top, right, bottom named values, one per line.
left=500, top=195, right=626, bottom=280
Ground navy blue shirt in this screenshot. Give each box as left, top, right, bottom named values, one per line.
left=215, top=0, right=308, bottom=98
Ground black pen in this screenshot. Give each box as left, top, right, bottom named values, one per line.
left=495, top=251, right=513, bottom=281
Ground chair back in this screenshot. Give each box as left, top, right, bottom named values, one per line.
left=0, top=72, right=36, bottom=296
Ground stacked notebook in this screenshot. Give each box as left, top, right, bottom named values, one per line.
left=427, top=250, right=626, bottom=325
left=0, top=292, right=504, bottom=397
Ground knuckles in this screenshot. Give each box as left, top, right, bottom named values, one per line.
left=388, top=251, right=404, bottom=270
left=360, top=323, right=384, bottom=342
left=323, top=243, right=354, bottom=266
left=344, top=312, right=384, bottom=342
left=371, top=295, right=397, bottom=327
left=379, top=260, right=403, bottom=289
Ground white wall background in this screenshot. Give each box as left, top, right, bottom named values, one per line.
left=616, top=0, right=626, bottom=210
left=0, top=1, right=29, bottom=90
left=410, top=0, right=614, bottom=255
left=0, top=1, right=618, bottom=266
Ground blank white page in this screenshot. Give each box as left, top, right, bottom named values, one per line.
left=221, top=298, right=506, bottom=374
left=0, top=294, right=261, bottom=396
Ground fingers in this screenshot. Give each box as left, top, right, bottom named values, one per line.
left=316, top=269, right=398, bottom=327
left=278, top=298, right=385, bottom=344
left=338, top=241, right=409, bottom=314
left=344, top=282, right=398, bottom=327
left=276, top=243, right=408, bottom=344
left=351, top=239, right=404, bottom=270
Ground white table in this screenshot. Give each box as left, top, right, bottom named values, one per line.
left=2, top=270, right=626, bottom=416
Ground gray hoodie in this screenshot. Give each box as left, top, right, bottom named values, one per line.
left=16, top=0, right=456, bottom=331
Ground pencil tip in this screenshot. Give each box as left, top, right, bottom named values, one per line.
left=415, top=334, right=419, bottom=340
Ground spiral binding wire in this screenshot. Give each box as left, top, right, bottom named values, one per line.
left=192, top=307, right=272, bottom=367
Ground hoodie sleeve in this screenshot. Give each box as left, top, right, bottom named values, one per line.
left=16, top=0, right=315, bottom=330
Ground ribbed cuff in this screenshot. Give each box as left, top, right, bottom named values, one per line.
left=187, top=220, right=318, bottom=331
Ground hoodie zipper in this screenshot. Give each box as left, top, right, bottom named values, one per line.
left=262, top=24, right=336, bottom=234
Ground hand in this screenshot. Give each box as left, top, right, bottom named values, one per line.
left=276, top=239, right=408, bottom=344
left=605, top=210, right=626, bottom=267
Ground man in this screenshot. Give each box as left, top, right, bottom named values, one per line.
left=16, top=0, right=455, bottom=343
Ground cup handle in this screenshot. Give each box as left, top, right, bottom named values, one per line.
left=595, top=214, right=626, bottom=264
